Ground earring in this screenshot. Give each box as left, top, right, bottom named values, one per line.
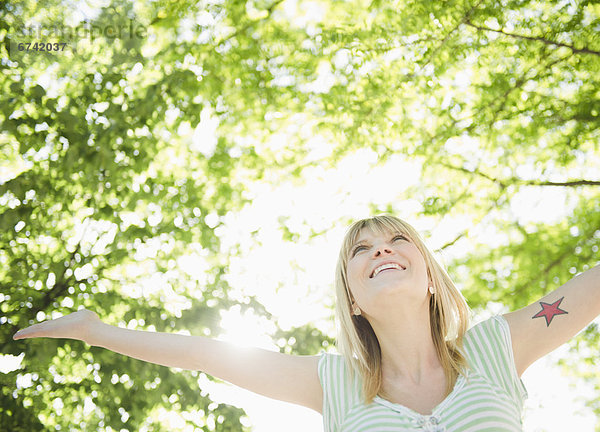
left=428, top=285, right=435, bottom=295
left=352, top=304, right=361, bottom=316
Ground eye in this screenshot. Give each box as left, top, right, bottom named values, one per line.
left=352, top=245, right=367, bottom=256
left=392, top=234, right=407, bottom=242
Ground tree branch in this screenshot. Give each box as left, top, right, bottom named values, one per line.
left=439, top=162, right=507, bottom=189
left=483, top=52, right=571, bottom=130
left=465, top=20, right=600, bottom=56
left=512, top=236, right=581, bottom=298
left=435, top=197, right=505, bottom=253
left=421, top=0, right=487, bottom=66
left=534, top=179, right=600, bottom=187
left=438, top=232, right=465, bottom=251
left=441, top=162, right=600, bottom=188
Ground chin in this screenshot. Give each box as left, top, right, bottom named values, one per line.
left=373, top=282, right=413, bottom=297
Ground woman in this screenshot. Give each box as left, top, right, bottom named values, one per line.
left=14, top=215, right=600, bottom=431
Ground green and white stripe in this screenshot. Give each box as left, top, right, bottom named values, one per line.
left=318, top=315, right=528, bottom=431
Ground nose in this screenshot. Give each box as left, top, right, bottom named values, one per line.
left=374, top=245, right=393, bottom=257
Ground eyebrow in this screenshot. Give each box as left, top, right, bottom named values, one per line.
left=351, top=240, right=368, bottom=249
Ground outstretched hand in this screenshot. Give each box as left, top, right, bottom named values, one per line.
left=13, top=309, right=101, bottom=343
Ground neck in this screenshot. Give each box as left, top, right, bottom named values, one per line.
left=367, top=299, right=441, bottom=384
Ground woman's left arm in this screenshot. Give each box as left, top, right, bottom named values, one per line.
left=503, top=264, right=600, bottom=376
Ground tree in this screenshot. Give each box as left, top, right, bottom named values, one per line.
left=1, top=0, right=598, bottom=429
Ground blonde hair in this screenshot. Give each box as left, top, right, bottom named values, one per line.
left=334, top=215, right=470, bottom=404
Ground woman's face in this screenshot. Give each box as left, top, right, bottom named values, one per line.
left=346, top=228, right=430, bottom=316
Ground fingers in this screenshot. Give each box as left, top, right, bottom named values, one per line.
left=13, top=330, right=26, bottom=340
left=13, top=329, right=28, bottom=340
left=13, top=310, right=99, bottom=341
left=13, top=324, right=42, bottom=340
left=13, top=321, right=54, bottom=340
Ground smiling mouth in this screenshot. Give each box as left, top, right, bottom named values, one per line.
left=370, top=263, right=406, bottom=278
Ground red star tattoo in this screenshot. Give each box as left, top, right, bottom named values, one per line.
left=532, top=296, right=568, bottom=327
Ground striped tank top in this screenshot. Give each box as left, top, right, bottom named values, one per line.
left=318, top=315, right=528, bottom=431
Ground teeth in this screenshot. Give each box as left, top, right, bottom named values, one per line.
left=372, top=263, right=405, bottom=278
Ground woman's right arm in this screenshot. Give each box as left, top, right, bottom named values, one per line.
left=13, top=309, right=323, bottom=413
